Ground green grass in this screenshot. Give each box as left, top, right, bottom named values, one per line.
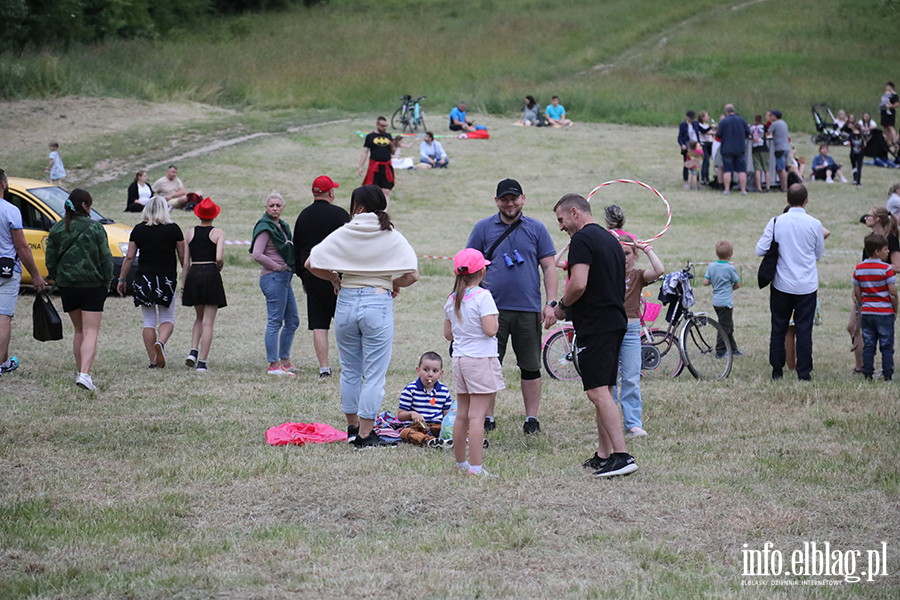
left=2, top=0, right=899, bottom=127
left=1, top=105, right=900, bottom=598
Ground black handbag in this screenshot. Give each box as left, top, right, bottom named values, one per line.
left=757, top=217, right=779, bottom=289
left=33, top=293, right=63, bottom=342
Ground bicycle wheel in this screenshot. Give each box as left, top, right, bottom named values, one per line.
left=416, top=111, right=426, bottom=132
left=680, top=315, right=733, bottom=380
left=542, top=327, right=581, bottom=380
left=641, top=328, right=683, bottom=378
left=391, top=107, right=404, bottom=130
left=401, top=109, right=415, bottom=133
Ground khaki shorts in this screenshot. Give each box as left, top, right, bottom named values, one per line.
left=497, top=309, right=542, bottom=372
left=452, top=356, right=505, bottom=395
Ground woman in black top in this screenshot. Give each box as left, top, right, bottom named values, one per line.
left=117, top=196, right=186, bottom=368
left=182, top=197, right=226, bottom=372
left=125, top=170, right=153, bottom=212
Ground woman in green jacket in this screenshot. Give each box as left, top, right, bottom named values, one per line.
left=45, top=189, right=113, bottom=390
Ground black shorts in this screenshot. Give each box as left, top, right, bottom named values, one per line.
left=59, top=286, right=108, bottom=313
left=576, top=330, right=625, bottom=391
left=881, top=111, right=896, bottom=129
left=449, top=124, right=464, bottom=131
left=370, top=164, right=395, bottom=190
left=305, top=276, right=338, bottom=330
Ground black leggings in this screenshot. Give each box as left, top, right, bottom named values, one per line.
left=850, top=152, right=863, bottom=184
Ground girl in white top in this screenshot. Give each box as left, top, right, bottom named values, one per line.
left=443, top=248, right=504, bottom=477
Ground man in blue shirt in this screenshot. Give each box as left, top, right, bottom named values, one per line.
left=717, top=104, right=751, bottom=195
left=0, top=169, right=48, bottom=376
left=467, top=179, right=558, bottom=435
left=545, top=96, right=573, bottom=127
left=449, top=101, right=477, bottom=133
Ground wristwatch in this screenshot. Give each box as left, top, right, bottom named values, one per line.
left=546, top=300, right=557, bottom=308
left=557, top=300, right=567, bottom=310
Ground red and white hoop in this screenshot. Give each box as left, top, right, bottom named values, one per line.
left=585, top=179, right=671, bottom=242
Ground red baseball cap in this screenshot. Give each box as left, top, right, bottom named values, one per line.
left=312, top=176, right=339, bottom=194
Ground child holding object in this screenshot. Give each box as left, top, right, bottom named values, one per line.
left=616, top=235, right=664, bottom=438
left=443, top=248, right=504, bottom=477
left=685, top=142, right=703, bottom=190
left=703, top=240, right=741, bottom=358
left=852, top=233, right=897, bottom=381
left=397, top=352, right=453, bottom=447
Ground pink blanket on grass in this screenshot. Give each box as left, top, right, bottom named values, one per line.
left=266, top=422, right=347, bottom=446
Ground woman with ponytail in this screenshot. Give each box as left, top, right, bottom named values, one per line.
left=45, top=189, right=114, bottom=390
left=306, top=185, right=419, bottom=448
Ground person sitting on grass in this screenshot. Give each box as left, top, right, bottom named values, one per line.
left=449, top=101, right=479, bottom=133
left=417, top=132, right=449, bottom=169
left=810, top=145, right=848, bottom=183
left=397, top=352, right=452, bottom=447
left=702, top=240, right=741, bottom=359
left=518, top=95, right=544, bottom=127
left=545, top=96, right=573, bottom=127
left=852, top=233, right=897, bottom=381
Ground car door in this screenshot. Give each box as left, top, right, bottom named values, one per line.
left=4, top=190, right=56, bottom=283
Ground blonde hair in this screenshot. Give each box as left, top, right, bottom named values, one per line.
left=452, top=268, right=484, bottom=319
left=715, top=240, right=733, bottom=260
left=889, top=182, right=900, bottom=197
left=141, top=196, right=173, bottom=226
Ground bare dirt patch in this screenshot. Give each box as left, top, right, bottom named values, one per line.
left=1, top=96, right=238, bottom=167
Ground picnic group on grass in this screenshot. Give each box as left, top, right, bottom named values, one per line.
left=3, top=87, right=899, bottom=478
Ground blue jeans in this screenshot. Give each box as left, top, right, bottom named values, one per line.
left=259, top=271, right=299, bottom=363
left=861, top=313, right=895, bottom=379
left=334, top=288, right=394, bottom=420
left=614, top=321, right=643, bottom=430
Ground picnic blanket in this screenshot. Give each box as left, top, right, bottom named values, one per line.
left=266, top=422, right=347, bottom=446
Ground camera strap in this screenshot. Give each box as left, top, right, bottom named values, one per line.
left=485, top=218, right=523, bottom=262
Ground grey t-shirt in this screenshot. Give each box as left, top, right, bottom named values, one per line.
left=887, top=193, right=900, bottom=220
left=770, top=119, right=790, bottom=153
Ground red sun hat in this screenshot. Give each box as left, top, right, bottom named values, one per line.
left=312, top=175, right=339, bottom=194
left=194, top=197, right=221, bottom=220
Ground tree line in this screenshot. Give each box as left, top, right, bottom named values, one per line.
left=0, top=0, right=326, bottom=52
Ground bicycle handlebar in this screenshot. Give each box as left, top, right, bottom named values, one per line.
left=412, top=96, right=426, bottom=102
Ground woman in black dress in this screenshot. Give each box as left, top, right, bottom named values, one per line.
left=117, top=195, right=186, bottom=368
left=182, top=197, right=227, bottom=372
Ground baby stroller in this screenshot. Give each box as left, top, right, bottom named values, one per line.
left=810, top=104, right=844, bottom=145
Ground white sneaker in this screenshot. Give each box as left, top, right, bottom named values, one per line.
left=626, top=426, right=648, bottom=438
left=76, top=373, right=96, bottom=390
left=267, top=365, right=295, bottom=376
left=826, top=176, right=834, bottom=183
left=840, top=176, right=848, bottom=183
left=467, top=468, right=497, bottom=478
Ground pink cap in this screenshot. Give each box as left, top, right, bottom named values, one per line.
left=453, top=248, right=490, bottom=275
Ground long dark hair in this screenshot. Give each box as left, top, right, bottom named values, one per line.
left=525, top=95, right=536, bottom=109
left=350, top=185, right=392, bottom=231
left=64, top=189, right=92, bottom=232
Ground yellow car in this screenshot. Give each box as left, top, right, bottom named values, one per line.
left=5, top=177, right=136, bottom=287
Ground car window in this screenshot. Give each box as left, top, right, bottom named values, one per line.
left=5, top=192, right=54, bottom=231
left=27, top=186, right=114, bottom=224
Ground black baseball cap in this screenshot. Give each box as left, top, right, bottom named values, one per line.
left=496, top=178, right=523, bottom=198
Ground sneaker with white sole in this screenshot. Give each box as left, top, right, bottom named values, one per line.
left=196, top=361, right=208, bottom=372
left=281, top=362, right=298, bottom=374
left=75, top=373, right=96, bottom=390
left=626, top=427, right=648, bottom=438
left=582, top=452, right=608, bottom=470
left=593, top=453, right=638, bottom=478
left=185, top=350, right=198, bottom=368
left=267, top=365, right=295, bottom=376
left=154, top=342, right=166, bottom=368
left=318, top=370, right=332, bottom=380
left=467, top=467, right=497, bottom=478
left=0, top=356, right=19, bottom=374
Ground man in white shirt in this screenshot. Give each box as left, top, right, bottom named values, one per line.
left=756, top=184, right=825, bottom=381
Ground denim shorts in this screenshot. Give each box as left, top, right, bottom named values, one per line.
left=722, top=152, right=746, bottom=174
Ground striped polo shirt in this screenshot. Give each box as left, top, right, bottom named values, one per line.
left=852, top=259, right=896, bottom=315
left=398, top=378, right=452, bottom=423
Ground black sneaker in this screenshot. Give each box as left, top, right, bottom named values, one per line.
left=347, top=425, right=359, bottom=444
left=593, top=453, right=638, bottom=478
left=523, top=419, right=541, bottom=435
left=351, top=431, right=396, bottom=449
left=582, top=452, right=608, bottom=470
left=318, top=370, right=332, bottom=381
left=484, top=418, right=496, bottom=432
left=196, top=361, right=208, bottom=372
left=185, top=349, right=198, bottom=368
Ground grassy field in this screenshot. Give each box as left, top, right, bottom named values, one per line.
left=2, top=0, right=899, bottom=126
left=1, top=99, right=899, bottom=598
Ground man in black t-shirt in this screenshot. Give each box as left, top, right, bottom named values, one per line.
left=294, top=175, right=351, bottom=380
left=552, top=193, right=637, bottom=478
left=358, top=116, right=395, bottom=204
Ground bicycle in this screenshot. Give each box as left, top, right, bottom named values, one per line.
left=541, top=263, right=733, bottom=381
left=391, top=95, right=426, bottom=134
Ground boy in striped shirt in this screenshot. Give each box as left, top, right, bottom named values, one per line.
left=852, top=234, right=898, bottom=381
left=398, top=352, right=453, bottom=446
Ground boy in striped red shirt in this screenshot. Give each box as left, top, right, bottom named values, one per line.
left=852, top=234, right=898, bottom=381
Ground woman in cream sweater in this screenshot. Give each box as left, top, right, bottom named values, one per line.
left=306, top=185, right=419, bottom=448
